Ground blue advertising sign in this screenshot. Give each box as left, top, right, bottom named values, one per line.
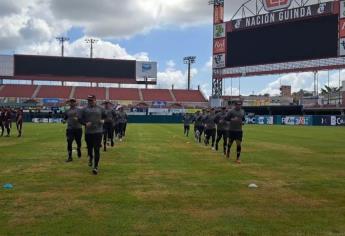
left=42, top=98, right=61, bottom=104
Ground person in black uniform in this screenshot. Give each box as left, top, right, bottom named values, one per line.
left=102, top=100, right=116, bottom=151
left=0, top=107, right=5, bottom=137
left=203, top=108, right=217, bottom=149
left=117, top=106, right=127, bottom=141
left=226, top=101, right=245, bottom=163
left=195, top=110, right=205, bottom=143
left=4, top=108, right=12, bottom=137
left=182, top=113, right=194, bottom=137
left=63, top=98, right=82, bottom=162
left=16, top=108, right=24, bottom=137
left=214, top=107, right=227, bottom=153
left=80, top=95, right=106, bottom=175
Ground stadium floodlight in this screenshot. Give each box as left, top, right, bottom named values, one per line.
left=85, top=38, right=98, bottom=58
left=184, top=56, right=196, bottom=91
left=56, top=37, right=69, bottom=57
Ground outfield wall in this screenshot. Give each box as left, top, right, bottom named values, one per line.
left=28, top=115, right=345, bottom=126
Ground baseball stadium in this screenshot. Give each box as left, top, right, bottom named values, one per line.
left=0, top=0, right=345, bottom=235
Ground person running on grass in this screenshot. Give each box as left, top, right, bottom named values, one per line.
left=182, top=113, right=194, bottom=137
left=203, top=108, right=217, bottom=149
left=214, top=107, right=227, bottom=153
left=80, top=95, right=106, bottom=175
left=16, top=108, right=24, bottom=137
left=0, top=107, right=5, bottom=137
left=117, top=106, right=127, bottom=142
left=226, top=101, right=245, bottom=163
left=4, top=108, right=12, bottom=137
left=194, top=110, right=205, bottom=143
left=102, top=100, right=117, bottom=152
left=63, top=98, right=82, bottom=162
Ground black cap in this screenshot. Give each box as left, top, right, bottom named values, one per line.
left=87, top=95, right=96, bottom=100
left=68, top=98, right=77, bottom=103
left=102, top=100, right=112, bottom=105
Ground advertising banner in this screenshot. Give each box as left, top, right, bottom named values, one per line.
left=281, top=116, right=313, bottom=126
left=136, top=61, right=157, bottom=78
left=42, top=98, right=61, bottom=104
left=214, top=4, right=224, bottom=24
left=331, top=116, right=345, bottom=126
left=213, top=38, right=226, bottom=54
left=340, top=38, right=345, bottom=56
left=213, top=54, right=226, bottom=68
left=245, top=116, right=274, bottom=125
left=230, top=2, right=333, bottom=31
left=214, top=23, right=226, bottom=39
left=340, top=0, right=345, bottom=18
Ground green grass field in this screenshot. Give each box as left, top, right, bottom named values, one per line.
left=0, top=124, right=345, bottom=235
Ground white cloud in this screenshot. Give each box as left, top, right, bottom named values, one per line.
left=260, top=71, right=345, bottom=96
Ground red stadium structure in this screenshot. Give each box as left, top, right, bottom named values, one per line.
left=0, top=55, right=208, bottom=108
left=210, top=0, right=345, bottom=97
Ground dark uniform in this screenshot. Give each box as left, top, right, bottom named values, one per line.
left=203, top=111, right=216, bottom=148
left=16, top=109, right=23, bottom=137
left=0, top=108, right=5, bottom=137
left=194, top=112, right=204, bottom=143
left=117, top=109, right=127, bottom=140
left=4, top=109, right=12, bottom=137
left=80, top=96, right=106, bottom=174
left=103, top=106, right=117, bottom=151
left=215, top=109, right=227, bottom=153
left=64, top=106, right=82, bottom=161
left=182, top=114, right=194, bottom=137
left=226, top=107, right=245, bottom=161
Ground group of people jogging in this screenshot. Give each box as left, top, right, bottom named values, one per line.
left=63, top=95, right=128, bottom=175
left=0, top=107, right=23, bottom=138
left=183, top=101, right=245, bottom=163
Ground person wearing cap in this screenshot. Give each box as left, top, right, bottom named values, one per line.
left=203, top=108, right=217, bottom=149
left=182, top=113, right=194, bottom=137
left=15, top=108, right=24, bottom=137
left=194, top=110, right=204, bottom=143
left=4, top=107, right=12, bottom=137
left=117, top=106, right=128, bottom=141
left=63, top=98, right=82, bottom=162
left=102, top=100, right=117, bottom=151
left=225, top=101, right=245, bottom=163
left=79, top=95, right=106, bottom=175
left=214, top=107, right=227, bottom=153
left=0, top=107, right=5, bottom=137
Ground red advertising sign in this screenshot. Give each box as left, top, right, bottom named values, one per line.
left=263, top=0, right=292, bottom=12
left=340, top=19, right=345, bottom=38
left=213, top=38, right=226, bottom=54
left=214, top=5, right=224, bottom=24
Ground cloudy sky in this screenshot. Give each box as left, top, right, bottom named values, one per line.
left=0, top=0, right=343, bottom=97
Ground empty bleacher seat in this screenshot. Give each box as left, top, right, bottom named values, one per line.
left=0, top=85, right=37, bottom=98
left=74, top=87, right=106, bottom=100
left=109, top=88, right=140, bottom=101
left=36, top=86, right=72, bottom=99
left=172, top=90, right=207, bottom=103
left=142, top=89, right=173, bottom=102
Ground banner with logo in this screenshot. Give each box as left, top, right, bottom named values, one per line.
left=136, top=61, right=157, bottom=78
left=281, top=116, right=313, bottom=126
left=229, top=2, right=333, bottom=31
left=214, top=23, right=225, bottom=39
left=213, top=38, right=226, bottom=54
left=245, top=116, right=273, bottom=125
left=213, top=54, right=226, bottom=68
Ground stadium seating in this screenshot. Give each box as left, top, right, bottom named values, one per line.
left=0, top=85, right=37, bottom=98
left=141, top=89, right=174, bottom=102
left=172, top=89, right=207, bottom=103
left=109, top=88, right=140, bottom=101
left=0, top=84, right=208, bottom=106
left=36, top=86, right=72, bottom=99
left=74, top=87, right=106, bottom=100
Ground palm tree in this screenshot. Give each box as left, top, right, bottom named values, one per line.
left=320, top=85, right=343, bottom=104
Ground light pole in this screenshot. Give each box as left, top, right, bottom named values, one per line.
left=183, top=56, right=196, bottom=90
left=85, top=38, right=98, bottom=58
left=56, top=37, right=69, bottom=57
